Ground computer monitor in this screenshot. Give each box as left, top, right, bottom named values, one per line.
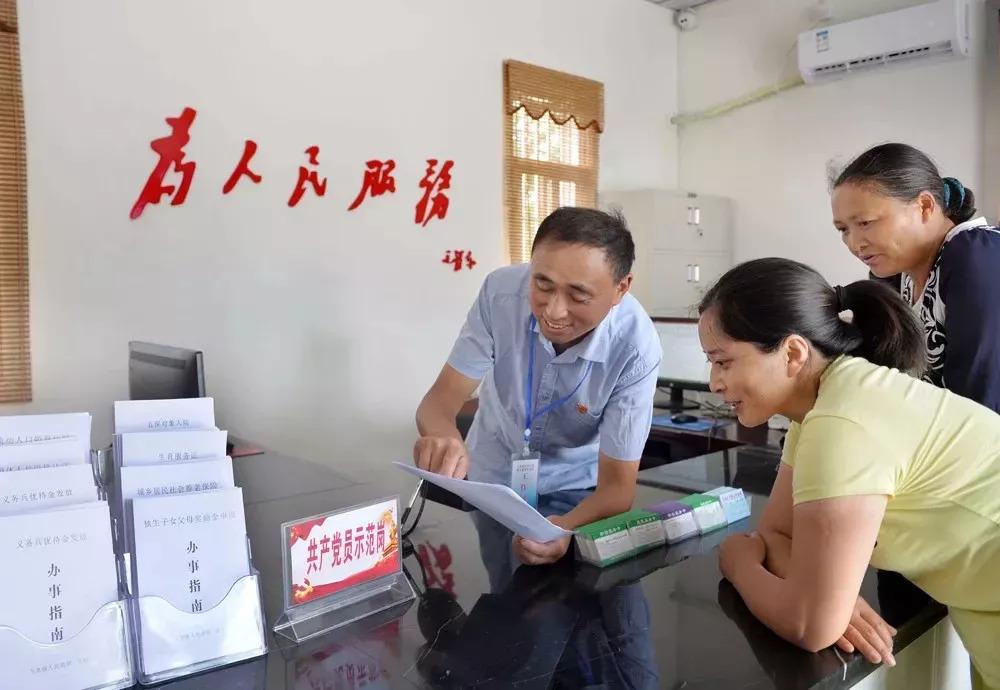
left=653, top=318, right=710, bottom=412
left=128, top=341, right=206, bottom=400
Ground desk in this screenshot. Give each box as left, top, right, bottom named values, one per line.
left=134, top=444, right=944, bottom=689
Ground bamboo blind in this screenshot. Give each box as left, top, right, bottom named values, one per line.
left=503, top=60, right=603, bottom=264
left=0, top=0, right=30, bottom=403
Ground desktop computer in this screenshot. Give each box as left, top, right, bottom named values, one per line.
left=128, top=341, right=206, bottom=401
left=653, top=318, right=711, bottom=412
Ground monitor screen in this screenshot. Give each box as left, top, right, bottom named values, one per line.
left=654, top=319, right=710, bottom=387
left=128, top=341, right=205, bottom=400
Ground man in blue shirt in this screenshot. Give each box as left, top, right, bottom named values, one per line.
left=414, top=207, right=661, bottom=568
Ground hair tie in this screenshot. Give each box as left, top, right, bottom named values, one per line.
left=834, top=285, right=854, bottom=324
left=942, top=177, right=965, bottom=210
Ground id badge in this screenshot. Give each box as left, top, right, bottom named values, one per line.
left=511, top=451, right=540, bottom=509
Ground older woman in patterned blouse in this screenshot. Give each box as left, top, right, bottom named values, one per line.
left=831, top=142, right=1000, bottom=413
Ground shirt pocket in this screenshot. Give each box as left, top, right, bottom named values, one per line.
left=548, top=400, right=603, bottom=448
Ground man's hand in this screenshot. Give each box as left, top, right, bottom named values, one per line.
left=835, top=596, right=896, bottom=666
left=513, top=515, right=574, bottom=565
left=412, top=436, right=469, bottom=479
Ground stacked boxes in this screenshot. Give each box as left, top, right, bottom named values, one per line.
left=575, top=514, right=637, bottom=567
left=575, top=486, right=751, bottom=567
left=646, top=500, right=699, bottom=544
left=679, top=494, right=729, bottom=534
left=705, top=486, right=752, bottom=524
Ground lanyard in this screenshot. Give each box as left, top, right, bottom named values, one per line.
left=523, top=315, right=594, bottom=448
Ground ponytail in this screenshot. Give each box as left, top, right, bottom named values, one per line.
left=835, top=280, right=927, bottom=374
left=941, top=177, right=978, bottom=225
left=699, top=258, right=927, bottom=375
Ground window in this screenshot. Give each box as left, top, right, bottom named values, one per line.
left=0, top=0, right=31, bottom=402
left=503, top=60, right=603, bottom=264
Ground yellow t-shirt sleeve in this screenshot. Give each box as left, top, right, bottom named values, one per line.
left=780, top=422, right=801, bottom=469
left=789, top=414, right=900, bottom=505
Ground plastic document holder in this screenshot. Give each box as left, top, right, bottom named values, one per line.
left=108, top=434, right=268, bottom=685
left=0, top=598, right=134, bottom=690
left=129, top=572, right=268, bottom=684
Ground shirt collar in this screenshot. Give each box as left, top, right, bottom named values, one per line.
left=944, top=216, right=989, bottom=243
left=531, top=307, right=614, bottom=364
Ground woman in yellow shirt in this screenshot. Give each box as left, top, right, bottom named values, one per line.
left=698, top=257, right=1000, bottom=689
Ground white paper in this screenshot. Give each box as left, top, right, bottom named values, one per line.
left=113, top=398, right=216, bottom=434
left=0, top=502, right=118, bottom=643
left=131, top=488, right=249, bottom=612
left=119, top=428, right=228, bottom=466
left=393, top=462, right=572, bottom=542
left=0, top=444, right=85, bottom=474
left=0, top=412, right=92, bottom=469
left=0, top=465, right=98, bottom=516
left=119, top=457, right=235, bottom=502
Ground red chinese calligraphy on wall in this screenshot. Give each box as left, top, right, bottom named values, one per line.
left=415, top=159, right=454, bottom=226
left=130, top=107, right=198, bottom=220
left=130, top=110, right=472, bottom=271
left=347, top=159, right=396, bottom=211
left=442, top=250, right=477, bottom=271
left=288, top=146, right=328, bottom=207
left=222, top=139, right=263, bottom=194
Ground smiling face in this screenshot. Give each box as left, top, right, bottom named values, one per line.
left=529, top=240, right=631, bottom=348
left=831, top=182, right=937, bottom=278
left=698, top=307, right=800, bottom=427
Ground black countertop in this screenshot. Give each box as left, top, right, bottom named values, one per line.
left=140, top=445, right=943, bottom=690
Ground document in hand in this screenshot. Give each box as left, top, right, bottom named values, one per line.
left=393, top=462, right=572, bottom=543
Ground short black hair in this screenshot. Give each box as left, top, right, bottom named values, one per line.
left=531, top=207, right=635, bottom=282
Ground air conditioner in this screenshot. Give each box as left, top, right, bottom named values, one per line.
left=798, top=0, right=970, bottom=85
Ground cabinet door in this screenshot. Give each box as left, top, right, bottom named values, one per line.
left=599, top=190, right=657, bottom=308
left=644, top=251, right=733, bottom=317
left=651, top=193, right=732, bottom=254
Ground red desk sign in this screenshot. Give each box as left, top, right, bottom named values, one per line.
left=282, top=498, right=401, bottom=609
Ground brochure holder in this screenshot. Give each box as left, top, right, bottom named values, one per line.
left=129, top=572, right=267, bottom=684
left=0, top=599, right=134, bottom=690
left=108, top=434, right=267, bottom=684
left=1, top=448, right=133, bottom=689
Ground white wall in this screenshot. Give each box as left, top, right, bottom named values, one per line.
left=677, top=0, right=988, bottom=286
left=984, top=1, right=1000, bottom=221
left=10, top=0, right=678, bottom=460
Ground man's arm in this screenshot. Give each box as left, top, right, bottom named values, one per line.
left=414, top=271, right=495, bottom=478
left=514, top=451, right=638, bottom=565
left=556, top=452, right=638, bottom=528
left=414, top=364, right=479, bottom=478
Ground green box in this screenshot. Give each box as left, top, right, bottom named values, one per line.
left=575, top=514, right=635, bottom=567
left=622, top=509, right=667, bottom=551
left=679, top=494, right=728, bottom=534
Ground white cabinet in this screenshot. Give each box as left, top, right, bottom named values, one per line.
left=647, top=251, right=732, bottom=316
left=600, top=189, right=734, bottom=318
